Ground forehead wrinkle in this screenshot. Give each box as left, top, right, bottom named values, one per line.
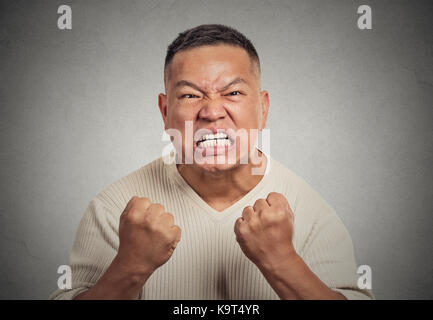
left=175, top=77, right=248, bottom=94
left=166, top=47, right=261, bottom=92
left=218, top=77, right=248, bottom=91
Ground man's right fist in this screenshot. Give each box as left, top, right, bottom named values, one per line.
left=116, top=196, right=181, bottom=279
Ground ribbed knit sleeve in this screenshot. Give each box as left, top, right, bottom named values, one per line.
left=49, top=197, right=121, bottom=300
left=302, top=210, right=374, bottom=299
left=293, top=178, right=374, bottom=300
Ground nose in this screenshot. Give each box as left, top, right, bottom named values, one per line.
left=198, top=96, right=227, bottom=122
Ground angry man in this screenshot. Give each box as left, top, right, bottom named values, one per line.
left=50, top=24, right=374, bottom=300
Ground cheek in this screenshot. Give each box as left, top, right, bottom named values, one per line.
left=166, top=103, right=196, bottom=127
left=229, top=99, right=262, bottom=128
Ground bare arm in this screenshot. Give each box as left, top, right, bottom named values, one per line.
left=258, top=252, right=346, bottom=300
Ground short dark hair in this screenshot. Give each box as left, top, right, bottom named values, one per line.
left=164, top=24, right=260, bottom=81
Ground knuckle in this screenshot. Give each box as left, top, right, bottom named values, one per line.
left=269, top=191, right=282, bottom=198
left=154, top=203, right=164, bottom=210
left=174, top=225, right=182, bottom=236
left=241, top=209, right=250, bottom=220
left=234, top=217, right=243, bottom=232
left=243, top=205, right=254, bottom=214
left=126, top=208, right=143, bottom=224
left=173, top=225, right=181, bottom=238
left=253, top=199, right=265, bottom=209
left=267, top=192, right=278, bottom=198
left=254, top=198, right=265, bottom=205
left=267, top=192, right=284, bottom=203
left=238, top=221, right=249, bottom=234
left=164, top=212, right=175, bottom=224
left=139, top=197, right=152, bottom=207
left=276, top=211, right=286, bottom=221
left=249, top=217, right=260, bottom=229
left=150, top=203, right=165, bottom=213
left=145, top=219, right=159, bottom=232
left=261, top=210, right=276, bottom=224
left=261, top=212, right=271, bottom=223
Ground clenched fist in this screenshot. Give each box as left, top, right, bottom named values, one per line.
left=116, top=196, right=181, bottom=278
left=234, top=192, right=295, bottom=272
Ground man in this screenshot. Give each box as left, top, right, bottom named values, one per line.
left=50, top=24, right=373, bottom=300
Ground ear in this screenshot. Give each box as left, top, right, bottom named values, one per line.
left=158, top=93, right=168, bottom=130
left=259, top=90, right=270, bottom=130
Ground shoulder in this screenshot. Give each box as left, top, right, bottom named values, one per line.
left=92, top=157, right=167, bottom=213
left=269, top=157, right=339, bottom=222
left=269, top=158, right=354, bottom=256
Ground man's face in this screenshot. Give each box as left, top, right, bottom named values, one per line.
left=159, top=44, right=269, bottom=173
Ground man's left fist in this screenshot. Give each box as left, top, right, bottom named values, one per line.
left=234, top=192, right=295, bottom=271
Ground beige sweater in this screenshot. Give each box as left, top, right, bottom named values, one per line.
left=50, top=155, right=374, bottom=299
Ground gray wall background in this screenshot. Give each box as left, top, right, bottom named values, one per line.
left=1, top=0, right=432, bottom=299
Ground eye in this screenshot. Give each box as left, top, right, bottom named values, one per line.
left=226, top=91, right=241, bottom=96
left=181, top=94, right=199, bottom=99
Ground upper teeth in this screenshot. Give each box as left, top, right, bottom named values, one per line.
left=197, top=132, right=231, bottom=147
left=198, top=133, right=228, bottom=142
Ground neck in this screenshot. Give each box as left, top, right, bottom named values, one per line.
left=176, top=150, right=268, bottom=212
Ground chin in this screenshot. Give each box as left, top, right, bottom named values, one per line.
left=194, top=160, right=239, bottom=173
left=192, top=150, right=253, bottom=174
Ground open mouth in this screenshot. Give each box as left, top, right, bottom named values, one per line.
left=196, top=132, right=233, bottom=148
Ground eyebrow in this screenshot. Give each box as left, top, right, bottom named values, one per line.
left=174, top=77, right=247, bottom=93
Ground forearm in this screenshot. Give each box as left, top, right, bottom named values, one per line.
left=74, top=256, right=152, bottom=300
left=259, top=253, right=346, bottom=300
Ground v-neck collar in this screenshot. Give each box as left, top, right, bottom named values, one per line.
left=165, top=152, right=272, bottom=222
